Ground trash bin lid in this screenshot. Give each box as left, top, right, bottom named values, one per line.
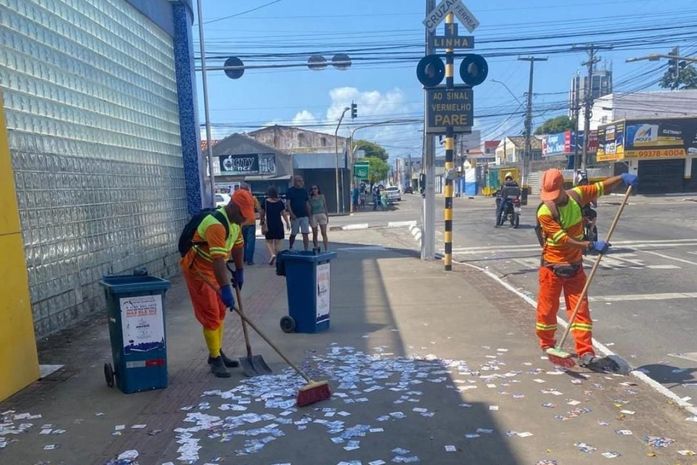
left=100, top=275, right=171, bottom=295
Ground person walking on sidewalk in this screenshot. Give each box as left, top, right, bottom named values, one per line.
left=286, top=175, right=311, bottom=251
left=180, top=189, right=256, bottom=378
left=309, top=185, right=329, bottom=252
left=260, top=186, right=289, bottom=265
left=535, top=168, right=638, bottom=371
left=239, top=184, right=260, bottom=265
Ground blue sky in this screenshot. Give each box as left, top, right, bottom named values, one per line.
left=194, top=0, right=697, bottom=160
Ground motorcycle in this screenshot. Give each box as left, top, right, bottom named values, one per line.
left=582, top=204, right=598, bottom=242
left=497, top=196, right=521, bottom=228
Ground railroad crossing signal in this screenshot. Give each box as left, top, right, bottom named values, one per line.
left=459, top=54, right=488, bottom=87
left=416, top=55, right=446, bottom=87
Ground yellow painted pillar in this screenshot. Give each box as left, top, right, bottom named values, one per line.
left=0, top=90, right=39, bottom=401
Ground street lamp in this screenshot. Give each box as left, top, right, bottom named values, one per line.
left=335, top=107, right=350, bottom=214
left=491, top=79, right=524, bottom=106
left=491, top=79, right=526, bottom=182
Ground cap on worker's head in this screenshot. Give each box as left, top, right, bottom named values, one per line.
left=540, top=169, right=565, bottom=201
left=504, top=171, right=513, bottom=180
left=231, top=189, right=256, bottom=223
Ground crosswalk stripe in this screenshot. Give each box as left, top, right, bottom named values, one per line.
left=643, top=250, right=697, bottom=266
left=590, top=292, right=697, bottom=302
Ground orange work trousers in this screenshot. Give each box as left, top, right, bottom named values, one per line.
left=183, top=271, right=227, bottom=331
left=536, top=265, right=594, bottom=357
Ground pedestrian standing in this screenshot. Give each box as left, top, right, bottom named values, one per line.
left=309, top=185, right=329, bottom=252
left=536, top=169, right=638, bottom=371
left=180, top=189, right=256, bottom=378
left=285, top=175, right=311, bottom=251
left=260, top=186, right=289, bottom=265
left=240, top=184, right=260, bottom=265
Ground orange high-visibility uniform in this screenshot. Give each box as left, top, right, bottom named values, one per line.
left=536, top=182, right=604, bottom=357
left=180, top=208, right=243, bottom=330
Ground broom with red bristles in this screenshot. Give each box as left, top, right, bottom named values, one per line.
left=195, top=272, right=331, bottom=406
left=234, top=308, right=332, bottom=407
left=546, top=185, right=633, bottom=369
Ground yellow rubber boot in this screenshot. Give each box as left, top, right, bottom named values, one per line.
left=202, top=327, right=221, bottom=358
left=204, top=326, right=230, bottom=377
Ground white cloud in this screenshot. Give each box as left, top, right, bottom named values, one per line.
left=326, top=86, right=408, bottom=122
left=324, top=87, right=421, bottom=161
left=291, top=110, right=318, bottom=127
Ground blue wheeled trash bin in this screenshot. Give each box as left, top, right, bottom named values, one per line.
left=100, top=273, right=170, bottom=394
left=276, top=251, right=336, bottom=333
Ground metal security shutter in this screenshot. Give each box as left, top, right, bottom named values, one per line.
left=637, top=159, right=685, bottom=194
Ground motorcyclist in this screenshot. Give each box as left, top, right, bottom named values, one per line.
left=496, top=172, right=521, bottom=226
left=574, top=170, right=598, bottom=241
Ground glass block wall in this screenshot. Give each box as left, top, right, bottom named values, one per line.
left=0, top=0, right=188, bottom=336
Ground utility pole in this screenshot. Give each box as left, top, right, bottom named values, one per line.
left=575, top=44, right=612, bottom=170
left=572, top=77, right=581, bottom=170
left=518, top=57, right=547, bottom=187
left=421, top=0, right=436, bottom=261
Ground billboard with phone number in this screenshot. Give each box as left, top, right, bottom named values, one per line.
left=597, top=118, right=697, bottom=161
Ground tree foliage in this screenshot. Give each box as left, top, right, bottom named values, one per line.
left=354, top=139, right=389, bottom=161
left=534, top=115, right=573, bottom=135
left=659, top=63, right=697, bottom=90
left=366, top=156, right=389, bottom=184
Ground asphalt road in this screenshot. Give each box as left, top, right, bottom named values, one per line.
left=354, top=193, right=697, bottom=403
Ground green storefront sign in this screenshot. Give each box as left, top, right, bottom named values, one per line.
left=354, top=163, right=369, bottom=179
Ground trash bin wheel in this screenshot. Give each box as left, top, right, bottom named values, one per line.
left=104, top=362, right=115, bottom=388
left=280, top=316, right=296, bottom=333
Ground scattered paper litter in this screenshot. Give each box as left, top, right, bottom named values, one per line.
left=645, top=435, right=674, bottom=448
left=678, top=450, right=696, bottom=456
left=601, top=451, right=621, bottom=458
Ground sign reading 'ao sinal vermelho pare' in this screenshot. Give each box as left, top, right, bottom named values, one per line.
left=426, top=86, right=473, bottom=134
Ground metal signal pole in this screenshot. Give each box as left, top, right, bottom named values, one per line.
left=443, top=12, right=455, bottom=271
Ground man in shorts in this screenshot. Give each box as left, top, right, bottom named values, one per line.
left=285, top=175, right=311, bottom=251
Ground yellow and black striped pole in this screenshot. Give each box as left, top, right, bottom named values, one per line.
left=443, top=12, right=455, bottom=271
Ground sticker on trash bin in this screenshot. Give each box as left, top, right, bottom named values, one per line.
left=316, top=262, right=330, bottom=323
left=120, top=295, right=165, bottom=353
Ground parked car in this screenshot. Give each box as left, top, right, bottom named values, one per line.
left=385, top=186, right=401, bottom=202
left=404, top=185, right=413, bottom=194
left=215, top=193, right=230, bottom=207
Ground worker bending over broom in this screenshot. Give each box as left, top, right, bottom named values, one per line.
left=180, top=189, right=256, bottom=378
left=536, top=169, right=637, bottom=372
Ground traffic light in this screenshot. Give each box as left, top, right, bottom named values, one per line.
left=351, top=102, right=357, bottom=119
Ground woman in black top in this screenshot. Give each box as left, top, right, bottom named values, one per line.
left=260, top=186, right=290, bottom=265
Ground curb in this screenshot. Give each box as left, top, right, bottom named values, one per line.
left=447, top=255, right=697, bottom=416
left=329, top=220, right=417, bottom=232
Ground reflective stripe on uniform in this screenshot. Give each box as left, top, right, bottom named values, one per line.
left=570, top=322, right=592, bottom=332
left=536, top=322, right=558, bottom=331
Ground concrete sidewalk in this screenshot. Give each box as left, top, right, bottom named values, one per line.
left=1, top=230, right=696, bottom=465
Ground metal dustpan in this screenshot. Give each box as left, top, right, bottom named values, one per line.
left=234, top=285, right=272, bottom=377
